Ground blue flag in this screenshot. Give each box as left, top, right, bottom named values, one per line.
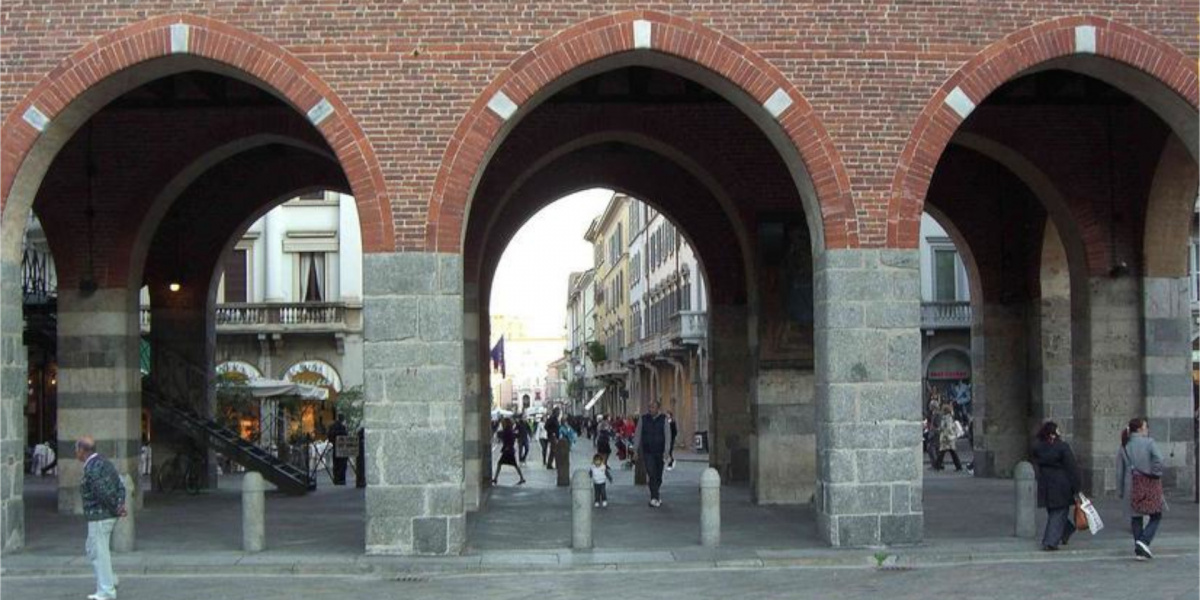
left=490, top=336, right=506, bottom=378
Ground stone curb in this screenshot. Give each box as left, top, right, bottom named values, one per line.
left=3, top=536, right=1194, bottom=578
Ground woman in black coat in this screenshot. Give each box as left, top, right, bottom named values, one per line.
left=1031, top=421, right=1081, bottom=551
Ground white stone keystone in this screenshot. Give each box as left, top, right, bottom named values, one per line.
left=1075, top=26, right=1096, bottom=54
left=170, top=24, right=190, bottom=54
left=307, top=99, right=334, bottom=126
left=763, top=88, right=793, bottom=119
left=633, top=20, right=652, bottom=49
left=487, top=91, right=518, bottom=121
left=944, top=87, right=975, bottom=120
left=22, top=106, right=48, bottom=132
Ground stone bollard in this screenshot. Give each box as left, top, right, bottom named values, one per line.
left=555, top=439, right=571, bottom=487
left=571, top=469, right=593, bottom=549
left=1014, top=461, right=1037, bottom=539
left=242, top=472, right=266, bottom=552
left=112, top=474, right=136, bottom=552
left=700, top=467, right=721, bottom=547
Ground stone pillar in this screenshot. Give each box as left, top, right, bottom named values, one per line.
left=1142, top=276, right=1195, bottom=496
left=462, top=282, right=483, bottom=511
left=363, top=252, right=464, bottom=555
left=708, top=304, right=752, bottom=482
left=1013, top=461, right=1036, bottom=539
left=0, top=257, right=26, bottom=552
left=700, top=467, right=721, bottom=547
left=1072, top=277, right=1142, bottom=495
left=57, top=288, right=141, bottom=517
left=751, top=369, right=816, bottom=504
left=242, top=471, right=266, bottom=552
left=815, top=249, right=922, bottom=547
left=1034, top=222, right=1074, bottom=436
left=263, top=208, right=284, bottom=302
left=571, top=469, right=592, bottom=549
left=971, top=303, right=1030, bottom=478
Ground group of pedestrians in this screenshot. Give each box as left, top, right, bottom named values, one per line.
left=924, top=401, right=969, bottom=472
left=1031, top=416, right=1168, bottom=561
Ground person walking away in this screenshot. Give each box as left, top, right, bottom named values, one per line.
left=1117, top=417, right=1165, bottom=560
left=634, top=400, right=672, bottom=507
left=326, top=414, right=349, bottom=485
left=77, top=436, right=126, bottom=600
left=516, top=414, right=531, bottom=464
left=492, top=418, right=526, bottom=485
left=596, top=421, right=613, bottom=466
left=545, top=410, right=561, bottom=469
left=590, top=453, right=613, bottom=508
left=1031, top=421, right=1080, bottom=551
left=934, top=405, right=963, bottom=471
left=535, top=417, right=550, bottom=466
left=666, top=410, right=679, bottom=470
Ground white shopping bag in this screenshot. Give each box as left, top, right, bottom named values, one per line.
left=1078, top=494, right=1104, bottom=535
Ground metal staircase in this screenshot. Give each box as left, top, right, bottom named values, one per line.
left=144, top=348, right=314, bottom=495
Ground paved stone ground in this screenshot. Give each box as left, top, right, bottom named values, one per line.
left=11, top=438, right=1197, bottom=558
left=3, top=554, right=1197, bottom=600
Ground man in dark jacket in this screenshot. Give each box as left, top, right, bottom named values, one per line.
left=545, top=410, right=561, bottom=469
left=327, top=415, right=349, bottom=485
left=634, top=400, right=672, bottom=507
left=516, top=414, right=531, bottom=463
left=76, top=436, right=126, bottom=600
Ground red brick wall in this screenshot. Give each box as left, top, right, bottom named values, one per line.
left=2, top=4, right=1196, bottom=256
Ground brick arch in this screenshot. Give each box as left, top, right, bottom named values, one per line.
left=0, top=14, right=394, bottom=252
left=425, top=10, right=855, bottom=253
left=889, top=16, right=1200, bottom=248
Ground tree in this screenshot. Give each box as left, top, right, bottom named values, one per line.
left=586, top=341, right=607, bottom=363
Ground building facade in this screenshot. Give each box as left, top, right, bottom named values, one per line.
left=2, top=3, right=1196, bottom=556
left=584, top=195, right=631, bottom=416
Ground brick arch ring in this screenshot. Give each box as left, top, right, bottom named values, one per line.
left=888, top=16, right=1199, bottom=248
left=424, top=10, right=856, bottom=253
left=0, top=14, right=394, bottom=252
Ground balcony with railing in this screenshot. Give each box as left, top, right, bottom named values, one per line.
left=673, top=311, right=707, bottom=344
left=140, top=302, right=362, bottom=334
left=920, top=301, right=972, bottom=330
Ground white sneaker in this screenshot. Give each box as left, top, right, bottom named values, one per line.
left=593, top=501, right=600, bottom=508
left=601, top=501, right=607, bottom=508
left=1136, top=541, right=1153, bottom=560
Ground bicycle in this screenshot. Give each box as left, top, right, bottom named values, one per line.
left=156, top=449, right=204, bottom=495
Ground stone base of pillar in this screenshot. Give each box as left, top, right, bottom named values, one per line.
left=751, top=368, right=816, bottom=504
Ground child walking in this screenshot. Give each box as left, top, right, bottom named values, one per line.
left=590, top=453, right=612, bottom=507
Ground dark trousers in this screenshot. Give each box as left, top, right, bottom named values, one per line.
left=644, top=452, right=665, bottom=500
left=332, top=457, right=348, bottom=485
left=1132, top=513, right=1163, bottom=545
left=545, top=437, right=558, bottom=468
left=1042, top=506, right=1073, bottom=548
left=935, top=449, right=962, bottom=471
left=539, top=439, right=550, bottom=465
left=518, top=439, right=529, bottom=462
left=593, top=482, right=607, bottom=503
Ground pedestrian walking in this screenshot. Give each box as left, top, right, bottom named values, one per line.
left=934, top=405, right=963, bottom=471
left=1031, top=421, right=1080, bottom=551
left=590, top=453, right=613, bottom=508
left=516, top=414, right=531, bottom=463
left=634, top=400, right=672, bottom=507
left=327, top=414, right=349, bottom=485
left=1117, top=417, right=1165, bottom=560
left=535, top=417, right=550, bottom=466
left=545, top=409, right=561, bottom=469
left=666, top=410, right=678, bottom=470
left=491, top=418, right=526, bottom=486
left=76, top=436, right=126, bottom=600
left=595, top=420, right=613, bottom=466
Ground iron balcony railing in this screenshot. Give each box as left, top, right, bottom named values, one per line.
left=921, top=301, right=972, bottom=330
left=673, top=311, right=707, bottom=344
left=21, top=247, right=56, bottom=304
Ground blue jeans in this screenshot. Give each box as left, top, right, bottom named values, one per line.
left=1132, top=513, right=1162, bottom=546
left=86, top=518, right=118, bottom=598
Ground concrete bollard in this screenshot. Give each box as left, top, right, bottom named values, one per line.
left=700, top=467, right=721, bottom=547
left=242, top=472, right=266, bottom=552
left=571, top=469, right=593, bottom=549
left=112, top=474, right=136, bottom=552
left=1014, top=461, right=1037, bottom=539
left=555, top=439, right=571, bottom=487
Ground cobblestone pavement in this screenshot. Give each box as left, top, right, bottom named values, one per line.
left=4, top=553, right=1196, bottom=600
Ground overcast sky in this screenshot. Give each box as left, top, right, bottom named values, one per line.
left=489, top=188, right=612, bottom=338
